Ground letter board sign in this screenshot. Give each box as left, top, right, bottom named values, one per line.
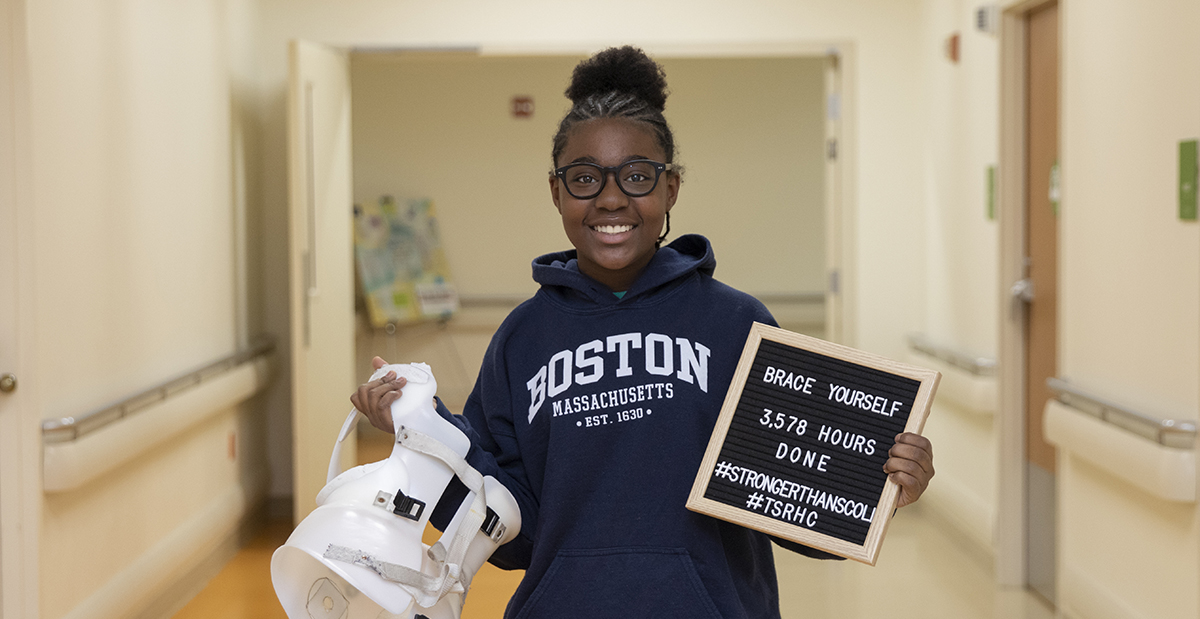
left=687, top=323, right=940, bottom=565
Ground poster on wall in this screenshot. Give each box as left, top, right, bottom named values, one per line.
left=353, top=196, right=459, bottom=327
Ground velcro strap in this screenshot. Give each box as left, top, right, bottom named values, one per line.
left=395, top=426, right=489, bottom=605
left=323, top=544, right=426, bottom=588
left=323, top=544, right=466, bottom=599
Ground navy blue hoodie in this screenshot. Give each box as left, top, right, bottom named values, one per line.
left=439, top=234, right=836, bottom=618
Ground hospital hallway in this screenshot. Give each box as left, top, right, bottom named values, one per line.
left=172, top=430, right=1056, bottom=619
left=3, top=1, right=1199, bottom=618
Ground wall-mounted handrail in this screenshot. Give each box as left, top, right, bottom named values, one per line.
left=1047, top=378, right=1196, bottom=450
left=455, top=292, right=826, bottom=309
left=456, top=294, right=531, bottom=308
left=754, top=292, right=826, bottom=304
left=907, top=334, right=997, bottom=376
left=42, top=339, right=274, bottom=444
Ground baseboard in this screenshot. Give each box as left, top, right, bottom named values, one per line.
left=265, top=494, right=294, bottom=522
left=917, top=478, right=995, bottom=570
left=1060, top=565, right=1147, bottom=619
left=131, top=527, right=244, bottom=619
left=61, top=472, right=268, bottom=619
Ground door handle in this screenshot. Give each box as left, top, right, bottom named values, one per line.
left=1010, top=278, right=1035, bottom=303
left=1, top=373, right=16, bottom=393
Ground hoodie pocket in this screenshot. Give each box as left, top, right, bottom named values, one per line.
left=514, top=547, right=723, bottom=619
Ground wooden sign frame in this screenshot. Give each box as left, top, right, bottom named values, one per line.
left=687, top=323, right=940, bottom=565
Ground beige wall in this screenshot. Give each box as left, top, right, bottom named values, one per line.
left=349, top=53, right=826, bottom=298
left=256, top=0, right=929, bottom=498
left=663, top=56, right=827, bottom=295
left=1060, top=0, right=1199, bottom=420
left=912, top=7, right=1200, bottom=617
left=350, top=53, right=579, bottom=299
left=918, top=0, right=999, bottom=357
left=349, top=52, right=828, bottom=412
left=27, top=0, right=246, bottom=417
left=910, top=0, right=1002, bottom=566
left=1055, top=0, right=1200, bottom=616
left=15, top=1, right=269, bottom=616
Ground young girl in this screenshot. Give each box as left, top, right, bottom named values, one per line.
left=352, top=46, right=934, bottom=618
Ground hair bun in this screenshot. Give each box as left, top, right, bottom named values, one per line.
left=565, top=46, right=668, bottom=112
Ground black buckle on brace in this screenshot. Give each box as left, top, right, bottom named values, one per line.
left=481, top=507, right=500, bottom=537
left=480, top=506, right=508, bottom=542
left=392, top=489, right=426, bottom=521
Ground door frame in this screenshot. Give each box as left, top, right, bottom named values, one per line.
left=290, top=37, right=858, bottom=526
left=363, top=40, right=858, bottom=345
left=638, top=43, right=855, bottom=347
left=996, top=0, right=1059, bottom=588
left=0, top=0, right=40, bottom=616
left=287, top=40, right=359, bottom=523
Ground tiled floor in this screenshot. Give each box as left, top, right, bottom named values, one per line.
left=175, top=428, right=1055, bottom=618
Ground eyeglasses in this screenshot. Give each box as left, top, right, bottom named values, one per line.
left=553, top=159, right=673, bottom=200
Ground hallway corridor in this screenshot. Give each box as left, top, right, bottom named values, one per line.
left=172, top=503, right=1055, bottom=618
left=173, top=429, right=1055, bottom=619
left=5, top=2, right=1197, bottom=618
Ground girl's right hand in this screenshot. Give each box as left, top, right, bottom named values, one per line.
left=350, top=356, right=407, bottom=434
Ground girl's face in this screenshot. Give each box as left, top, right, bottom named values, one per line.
left=550, top=117, right=680, bottom=292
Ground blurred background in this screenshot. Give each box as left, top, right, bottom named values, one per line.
left=1, top=1, right=1197, bottom=618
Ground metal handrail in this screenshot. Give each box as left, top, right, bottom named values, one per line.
left=907, top=334, right=997, bottom=376
left=454, top=292, right=826, bottom=308
left=1047, top=378, right=1197, bottom=450
left=41, top=339, right=274, bottom=444
left=457, top=294, right=531, bottom=308
left=754, top=292, right=825, bottom=304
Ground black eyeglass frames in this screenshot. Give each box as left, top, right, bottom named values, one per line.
left=553, top=159, right=673, bottom=200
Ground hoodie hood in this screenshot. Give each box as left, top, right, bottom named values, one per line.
left=531, top=234, right=716, bottom=306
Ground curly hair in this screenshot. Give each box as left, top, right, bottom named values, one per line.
left=551, top=46, right=678, bottom=168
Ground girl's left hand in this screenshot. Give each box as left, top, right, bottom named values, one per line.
left=883, top=433, right=935, bottom=508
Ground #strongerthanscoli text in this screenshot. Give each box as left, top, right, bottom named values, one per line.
left=713, top=461, right=877, bottom=527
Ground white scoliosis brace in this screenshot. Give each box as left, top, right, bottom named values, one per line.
left=272, top=363, right=521, bottom=619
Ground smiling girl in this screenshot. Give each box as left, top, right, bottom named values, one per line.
left=353, top=46, right=934, bottom=618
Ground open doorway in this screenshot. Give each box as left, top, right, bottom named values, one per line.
left=346, top=50, right=842, bottom=410
left=285, top=39, right=854, bottom=513
left=283, top=42, right=853, bottom=607
left=345, top=48, right=844, bottom=610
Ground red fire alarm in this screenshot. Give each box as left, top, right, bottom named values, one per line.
left=511, top=96, right=534, bottom=118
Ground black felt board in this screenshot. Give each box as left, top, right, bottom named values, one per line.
left=687, top=323, right=939, bottom=565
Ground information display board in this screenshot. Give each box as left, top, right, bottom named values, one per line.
left=687, top=323, right=940, bottom=565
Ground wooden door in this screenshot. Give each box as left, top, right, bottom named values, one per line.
left=1024, top=2, right=1059, bottom=605
left=0, top=11, right=15, bottom=612
left=288, top=40, right=357, bottom=523
left=0, top=0, right=34, bottom=614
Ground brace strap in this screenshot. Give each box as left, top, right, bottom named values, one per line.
left=327, top=407, right=361, bottom=484
left=321, top=424, right=491, bottom=608
left=395, top=425, right=489, bottom=605
left=323, top=544, right=464, bottom=597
